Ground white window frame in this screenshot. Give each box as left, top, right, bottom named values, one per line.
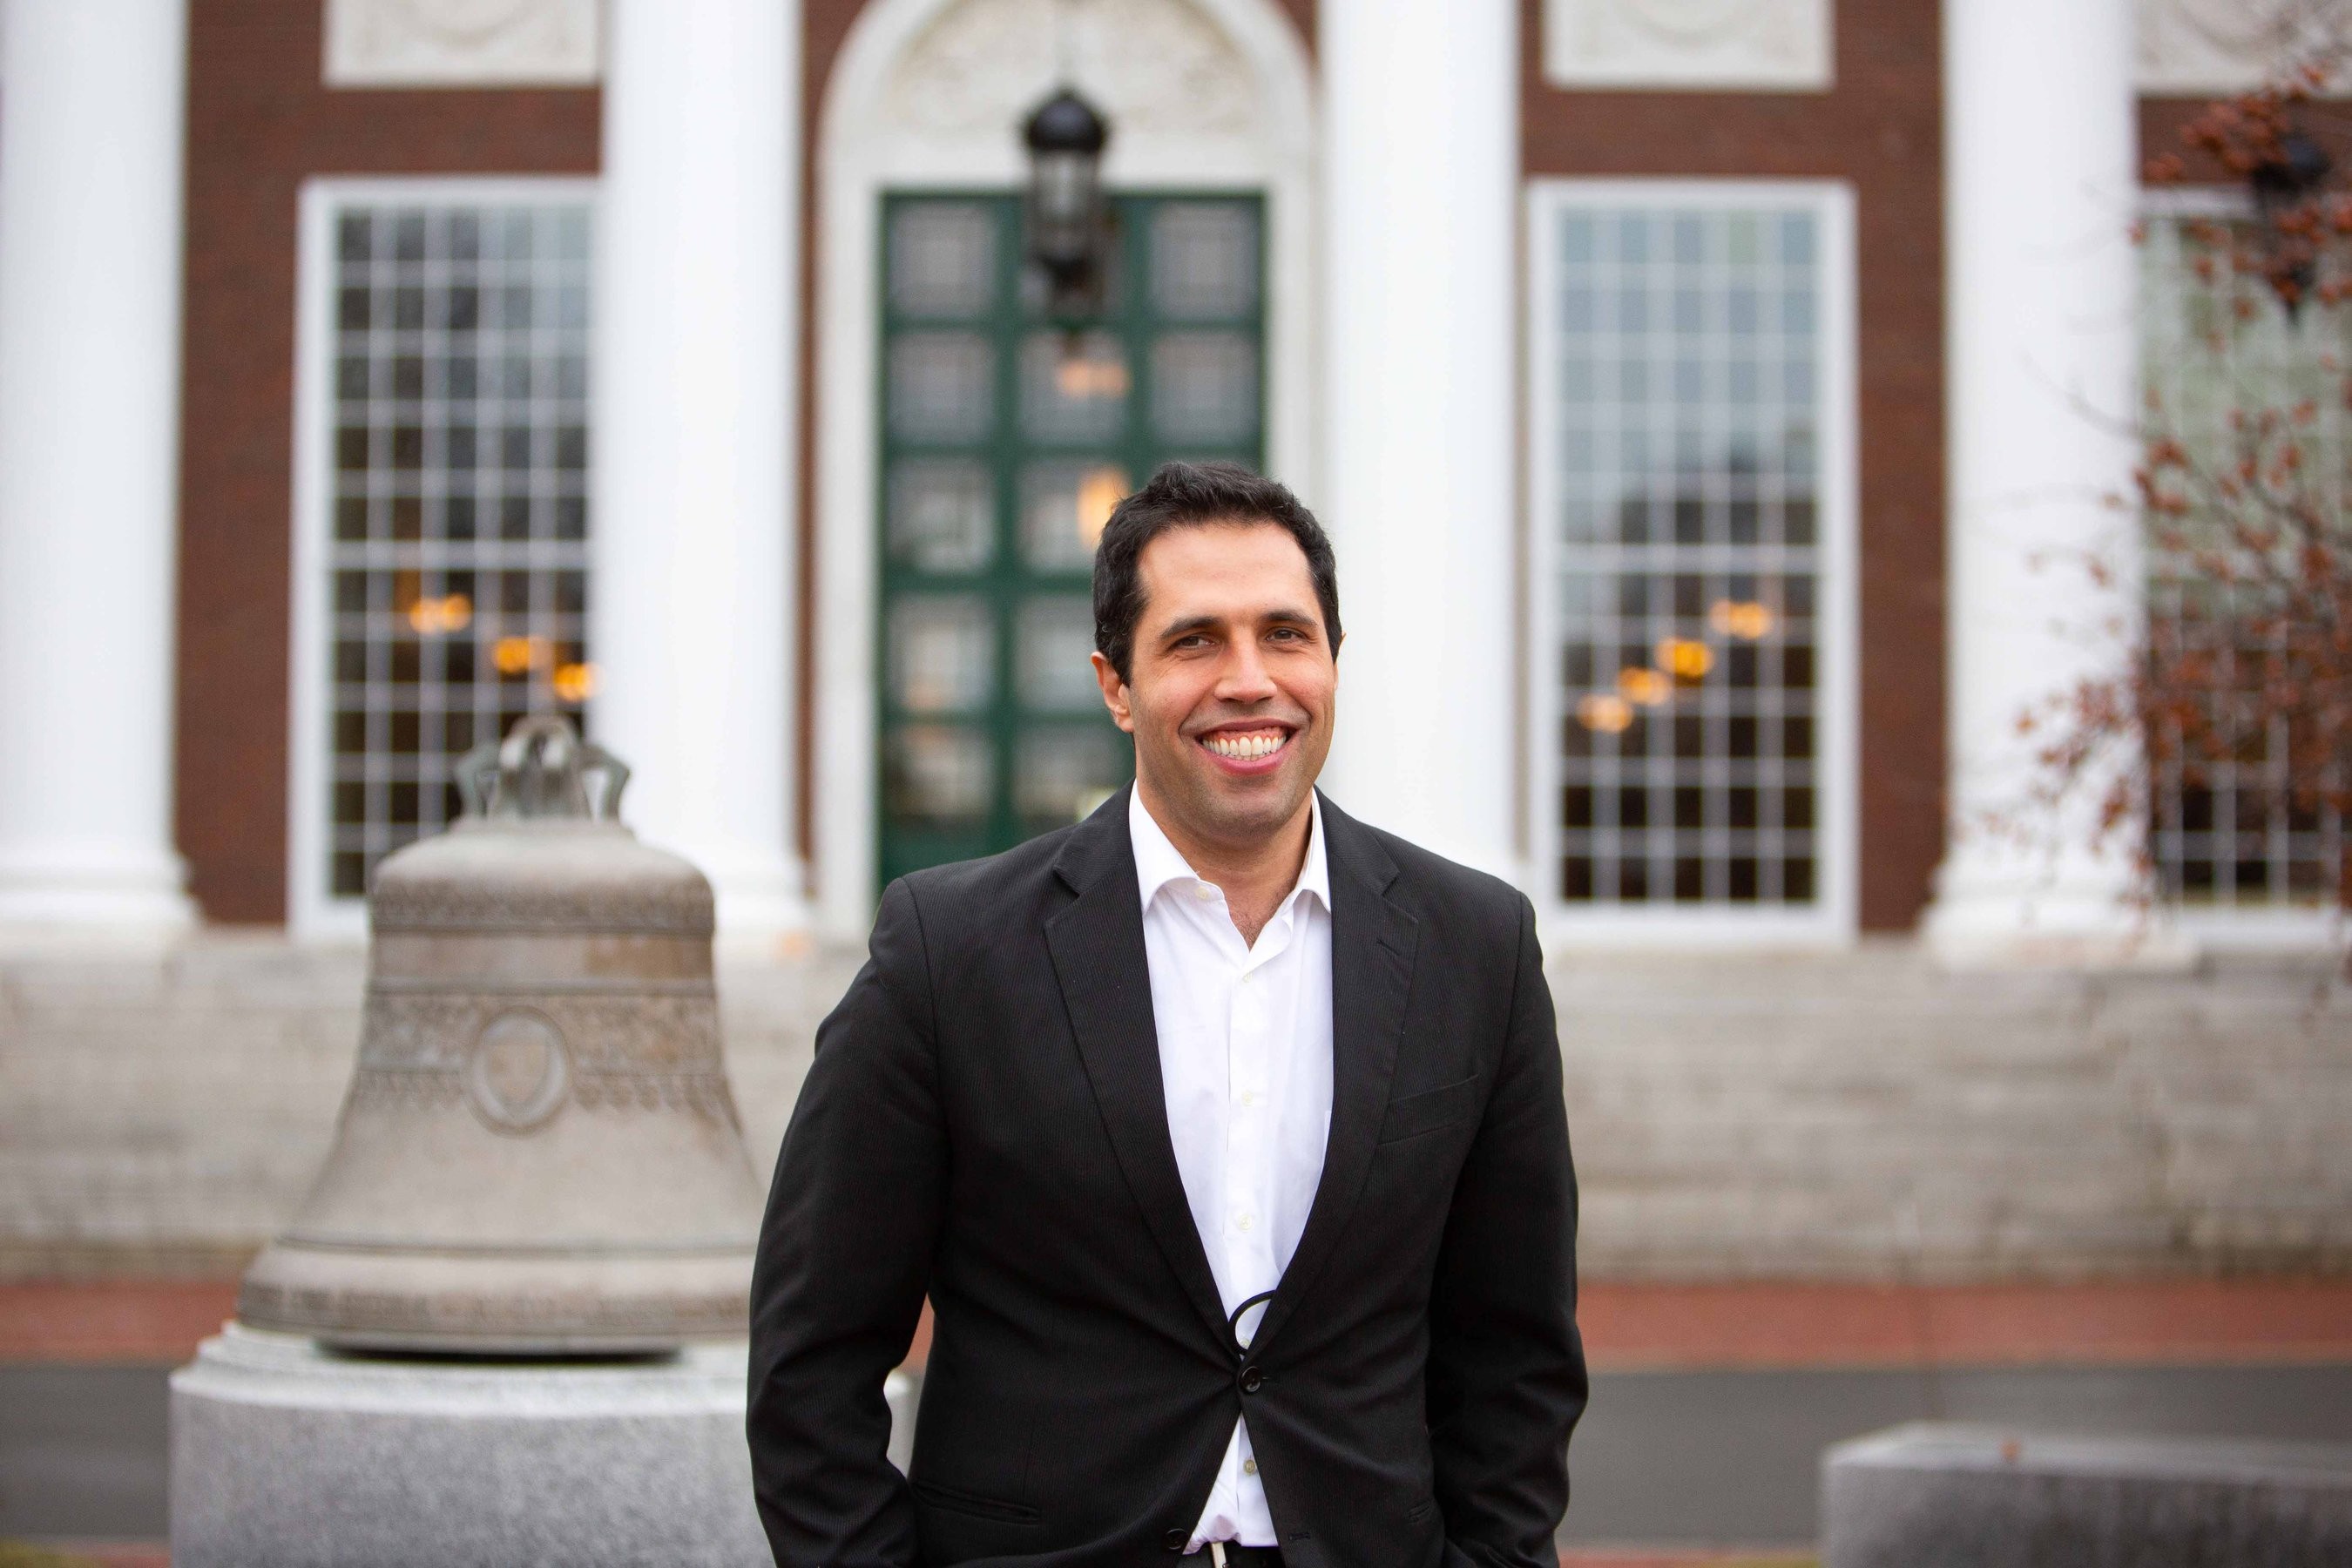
left=287, top=174, right=598, bottom=939
left=2138, top=186, right=2344, bottom=956
left=1523, top=178, right=1860, bottom=950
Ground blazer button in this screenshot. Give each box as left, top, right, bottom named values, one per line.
left=1164, top=1528, right=1189, bottom=1551
left=1240, top=1365, right=1263, bottom=1394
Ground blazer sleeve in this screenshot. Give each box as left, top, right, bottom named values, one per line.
left=1425, top=893, right=1589, bottom=1568
left=748, top=876, right=946, bottom=1568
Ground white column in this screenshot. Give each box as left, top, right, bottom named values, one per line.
left=1925, top=0, right=2173, bottom=963
left=594, top=0, right=806, bottom=938
left=0, top=0, right=197, bottom=932
left=1318, top=0, right=1519, bottom=881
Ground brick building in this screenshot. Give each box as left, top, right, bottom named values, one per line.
left=1, top=1, right=2347, bottom=1280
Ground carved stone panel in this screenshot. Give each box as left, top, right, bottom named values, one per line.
left=1543, top=0, right=1834, bottom=91
left=323, top=0, right=600, bottom=88
left=882, top=0, right=1258, bottom=147
left=2135, top=0, right=2346, bottom=96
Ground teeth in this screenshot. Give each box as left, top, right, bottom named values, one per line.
left=1205, top=731, right=1287, bottom=760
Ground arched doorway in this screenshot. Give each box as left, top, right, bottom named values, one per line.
left=813, top=0, right=1317, bottom=932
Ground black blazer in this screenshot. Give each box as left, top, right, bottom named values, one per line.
left=748, top=788, right=1585, bottom=1568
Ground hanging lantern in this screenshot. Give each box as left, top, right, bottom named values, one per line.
left=1024, top=86, right=1112, bottom=308
left=2250, top=127, right=2332, bottom=317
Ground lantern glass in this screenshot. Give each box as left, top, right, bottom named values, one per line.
left=1029, top=150, right=1102, bottom=285
left=1023, top=88, right=1112, bottom=306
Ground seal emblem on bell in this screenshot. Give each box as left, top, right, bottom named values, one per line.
left=466, top=1009, right=571, bottom=1133
left=237, top=717, right=767, bottom=1353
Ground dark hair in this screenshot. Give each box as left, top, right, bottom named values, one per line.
left=1092, top=461, right=1341, bottom=681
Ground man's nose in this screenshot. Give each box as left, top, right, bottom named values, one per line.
left=1215, top=640, right=1279, bottom=701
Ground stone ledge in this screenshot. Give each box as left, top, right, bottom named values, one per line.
left=1821, top=1423, right=2352, bottom=1567
left=169, top=1325, right=921, bottom=1566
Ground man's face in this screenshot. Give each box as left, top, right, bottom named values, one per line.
left=1092, top=520, right=1338, bottom=850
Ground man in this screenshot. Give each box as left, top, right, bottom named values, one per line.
left=749, top=461, right=1585, bottom=1568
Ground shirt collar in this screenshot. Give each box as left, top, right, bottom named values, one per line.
left=1129, top=784, right=1330, bottom=914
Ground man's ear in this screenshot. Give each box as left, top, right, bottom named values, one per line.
left=1091, top=650, right=1135, bottom=733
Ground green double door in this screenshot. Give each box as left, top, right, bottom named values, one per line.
left=876, top=191, right=1267, bottom=884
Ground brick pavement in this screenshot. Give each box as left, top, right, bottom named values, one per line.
left=8, top=1276, right=2349, bottom=1369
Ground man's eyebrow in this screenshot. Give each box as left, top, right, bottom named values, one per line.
left=1153, top=613, right=1222, bottom=642
left=1152, top=606, right=1322, bottom=642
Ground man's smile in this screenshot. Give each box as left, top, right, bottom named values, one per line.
left=1196, top=724, right=1297, bottom=770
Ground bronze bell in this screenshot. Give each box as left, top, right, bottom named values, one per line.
left=239, top=716, right=766, bottom=1353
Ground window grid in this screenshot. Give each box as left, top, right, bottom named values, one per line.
left=2141, top=211, right=2349, bottom=908
left=1549, top=202, right=1828, bottom=909
left=325, top=197, right=593, bottom=898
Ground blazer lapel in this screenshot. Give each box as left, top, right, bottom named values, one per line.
left=1250, top=794, right=1420, bottom=1354
left=1044, top=787, right=1233, bottom=1353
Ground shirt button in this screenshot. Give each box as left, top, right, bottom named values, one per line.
left=1193, top=882, right=1216, bottom=902
left=1244, top=1458, right=1259, bottom=1476
left=1234, top=1213, right=1254, bottom=1232
left=1164, top=1528, right=1189, bottom=1551
left=1237, top=1090, right=1257, bottom=1107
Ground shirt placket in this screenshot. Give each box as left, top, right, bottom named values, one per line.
left=1226, top=896, right=1296, bottom=1333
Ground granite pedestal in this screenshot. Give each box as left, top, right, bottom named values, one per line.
left=1822, top=1422, right=2352, bottom=1568
left=171, top=1323, right=918, bottom=1567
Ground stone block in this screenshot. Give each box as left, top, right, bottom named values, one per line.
left=1822, top=1423, right=2352, bottom=1567
left=171, top=1323, right=920, bottom=1567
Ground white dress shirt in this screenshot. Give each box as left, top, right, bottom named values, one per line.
left=1129, top=787, right=1335, bottom=1553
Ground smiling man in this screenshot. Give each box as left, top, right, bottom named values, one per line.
left=749, top=461, right=1585, bottom=1568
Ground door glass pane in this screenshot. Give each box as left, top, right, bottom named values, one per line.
left=1021, top=460, right=1128, bottom=571
left=889, top=203, right=997, bottom=317
left=889, top=596, right=993, bottom=713
left=889, top=458, right=995, bottom=572
left=887, top=725, right=991, bottom=828
left=889, top=332, right=994, bottom=443
left=1152, top=203, right=1260, bottom=321
left=1021, top=330, right=1130, bottom=443
left=1152, top=332, right=1258, bottom=444
left=1019, top=596, right=1101, bottom=711
left=1017, top=726, right=1127, bottom=833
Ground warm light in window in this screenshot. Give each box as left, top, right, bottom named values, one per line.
left=407, top=594, right=472, bottom=636
left=552, top=661, right=597, bottom=703
left=1709, top=599, right=1774, bottom=639
left=1617, top=667, right=1672, bottom=706
left=1076, top=465, right=1128, bottom=550
left=493, top=635, right=548, bottom=675
left=1656, top=638, right=1713, bottom=679
left=1578, top=693, right=1634, bottom=733
left=1055, top=354, right=1131, bottom=401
